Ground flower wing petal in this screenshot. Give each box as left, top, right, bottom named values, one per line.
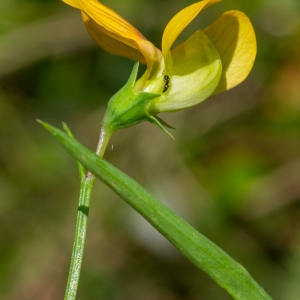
left=203, top=10, right=257, bottom=94
left=162, top=0, right=222, bottom=65
left=151, top=30, right=222, bottom=112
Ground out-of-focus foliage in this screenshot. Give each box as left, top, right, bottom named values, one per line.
left=1, top=0, right=300, bottom=299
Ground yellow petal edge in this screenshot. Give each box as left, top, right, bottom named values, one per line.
left=204, top=10, right=257, bottom=94
left=63, top=0, right=160, bottom=70
left=162, top=0, right=222, bottom=64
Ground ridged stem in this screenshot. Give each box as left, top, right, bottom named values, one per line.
left=64, top=126, right=111, bottom=300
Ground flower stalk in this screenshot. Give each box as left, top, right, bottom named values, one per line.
left=63, top=124, right=111, bottom=300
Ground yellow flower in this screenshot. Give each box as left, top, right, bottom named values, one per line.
left=62, top=0, right=256, bottom=114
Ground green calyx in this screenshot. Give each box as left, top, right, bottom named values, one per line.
left=102, top=61, right=174, bottom=138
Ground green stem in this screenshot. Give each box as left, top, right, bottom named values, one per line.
left=64, top=127, right=111, bottom=300
left=64, top=176, right=94, bottom=300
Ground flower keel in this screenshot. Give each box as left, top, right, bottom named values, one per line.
left=150, top=30, right=222, bottom=113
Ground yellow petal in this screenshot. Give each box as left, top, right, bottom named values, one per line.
left=162, top=0, right=222, bottom=66
left=81, top=12, right=145, bottom=63
left=203, top=10, right=257, bottom=94
left=63, top=0, right=159, bottom=70
left=150, top=30, right=222, bottom=112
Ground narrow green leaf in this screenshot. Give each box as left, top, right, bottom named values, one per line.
left=62, top=122, right=85, bottom=180
left=40, top=120, right=272, bottom=300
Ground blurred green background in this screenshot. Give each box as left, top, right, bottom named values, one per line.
left=1, top=0, right=300, bottom=299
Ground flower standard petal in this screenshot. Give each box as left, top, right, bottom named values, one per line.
left=150, top=30, right=222, bottom=113
left=162, top=0, right=222, bottom=67
left=81, top=12, right=145, bottom=63
left=203, top=10, right=257, bottom=94
left=63, top=0, right=160, bottom=72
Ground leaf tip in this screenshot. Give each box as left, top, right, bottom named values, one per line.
left=37, top=119, right=57, bottom=136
